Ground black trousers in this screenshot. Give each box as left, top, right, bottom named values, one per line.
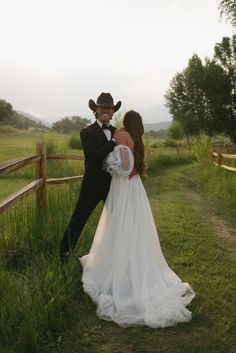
left=60, top=192, right=107, bottom=257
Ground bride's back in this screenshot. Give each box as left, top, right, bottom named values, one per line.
left=114, top=128, right=134, bottom=150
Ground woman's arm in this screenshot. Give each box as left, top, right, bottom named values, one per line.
left=114, top=130, right=136, bottom=178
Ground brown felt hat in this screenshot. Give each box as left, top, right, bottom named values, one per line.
left=89, top=92, right=121, bottom=112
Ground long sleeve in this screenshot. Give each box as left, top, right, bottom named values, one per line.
left=104, top=145, right=134, bottom=177
left=113, top=129, right=136, bottom=176
left=80, top=128, right=116, bottom=162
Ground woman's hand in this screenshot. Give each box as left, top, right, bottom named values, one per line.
left=129, top=168, right=136, bottom=179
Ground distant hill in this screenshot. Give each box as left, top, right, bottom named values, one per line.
left=16, top=111, right=51, bottom=128
left=144, top=121, right=171, bottom=132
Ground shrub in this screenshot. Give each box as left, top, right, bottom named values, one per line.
left=68, top=134, right=82, bottom=150
left=147, top=151, right=194, bottom=175
left=164, top=137, right=178, bottom=148
left=193, top=131, right=212, bottom=167
left=193, top=131, right=236, bottom=216
left=45, top=138, right=57, bottom=154
left=0, top=125, right=18, bottom=134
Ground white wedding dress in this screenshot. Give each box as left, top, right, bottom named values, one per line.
left=80, top=145, right=195, bottom=328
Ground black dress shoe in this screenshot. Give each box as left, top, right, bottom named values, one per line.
left=60, top=251, right=71, bottom=264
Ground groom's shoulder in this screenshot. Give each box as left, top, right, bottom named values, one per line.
left=80, top=122, right=96, bottom=136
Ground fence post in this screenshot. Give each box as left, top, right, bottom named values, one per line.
left=211, top=149, right=214, bottom=164
left=36, top=142, right=47, bottom=208
left=218, top=147, right=223, bottom=167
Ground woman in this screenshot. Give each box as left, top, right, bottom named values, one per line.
left=80, top=110, right=195, bottom=328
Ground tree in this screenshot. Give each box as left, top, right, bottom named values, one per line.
left=0, top=99, right=14, bottom=125
left=52, top=116, right=90, bottom=133
left=167, top=121, right=184, bottom=152
left=182, top=54, right=208, bottom=134
left=145, top=129, right=167, bottom=138
left=219, top=0, right=236, bottom=26
left=203, top=58, right=232, bottom=136
left=165, top=71, right=193, bottom=139
left=168, top=120, right=184, bottom=141
left=214, top=35, right=236, bottom=143
left=165, top=55, right=207, bottom=139
left=165, top=54, right=233, bottom=141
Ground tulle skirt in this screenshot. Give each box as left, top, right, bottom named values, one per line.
left=80, top=174, right=195, bottom=328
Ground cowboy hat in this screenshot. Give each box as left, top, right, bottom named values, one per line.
left=89, top=92, right=121, bottom=112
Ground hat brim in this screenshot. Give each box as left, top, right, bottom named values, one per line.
left=89, top=99, right=121, bottom=113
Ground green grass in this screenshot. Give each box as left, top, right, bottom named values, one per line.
left=0, top=131, right=84, bottom=202
left=0, top=132, right=235, bottom=353
left=0, top=130, right=68, bottom=162
left=53, top=162, right=236, bottom=353
left=192, top=131, right=236, bottom=228
left=194, top=161, right=236, bottom=229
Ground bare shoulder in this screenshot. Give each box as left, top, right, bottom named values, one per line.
left=114, top=128, right=131, bottom=137
left=114, top=127, right=125, bottom=134
left=114, top=128, right=134, bottom=149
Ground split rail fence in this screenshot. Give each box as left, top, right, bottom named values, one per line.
left=212, top=150, right=236, bottom=173
left=0, top=143, right=84, bottom=213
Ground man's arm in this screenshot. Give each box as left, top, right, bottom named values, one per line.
left=80, top=128, right=116, bottom=162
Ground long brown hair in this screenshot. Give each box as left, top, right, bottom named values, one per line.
left=123, top=110, right=146, bottom=175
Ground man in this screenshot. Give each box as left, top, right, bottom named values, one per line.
left=60, top=92, right=121, bottom=262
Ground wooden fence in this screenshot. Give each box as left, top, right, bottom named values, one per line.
left=0, top=143, right=84, bottom=213
left=212, top=150, right=236, bottom=173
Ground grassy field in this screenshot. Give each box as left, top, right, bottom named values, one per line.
left=59, top=162, right=236, bottom=353
left=0, top=130, right=84, bottom=201
left=0, top=130, right=236, bottom=353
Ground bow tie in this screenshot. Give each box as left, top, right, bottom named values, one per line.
left=102, top=124, right=112, bottom=131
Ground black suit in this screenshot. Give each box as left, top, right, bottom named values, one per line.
left=60, top=121, right=116, bottom=257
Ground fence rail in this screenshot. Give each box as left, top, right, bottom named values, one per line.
left=0, top=155, right=41, bottom=177
left=0, top=143, right=84, bottom=213
left=0, top=179, right=43, bottom=213
left=212, top=150, right=236, bottom=173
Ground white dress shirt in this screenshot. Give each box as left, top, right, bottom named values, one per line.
left=96, top=120, right=111, bottom=140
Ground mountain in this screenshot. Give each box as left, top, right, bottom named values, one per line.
left=16, top=111, right=51, bottom=127
left=144, top=121, right=171, bottom=132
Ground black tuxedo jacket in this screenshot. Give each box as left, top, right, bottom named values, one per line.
left=80, top=121, right=116, bottom=197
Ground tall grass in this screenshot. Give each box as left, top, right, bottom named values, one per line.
left=193, top=131, right=236, bottom=225
left=68, top=134, right=82, bottom=150
left=0, top=132, right=84, bottom=202
left=146, top=148, right=194, bottom=176
left=0, top=132, right=87, bottom=352
left=0, top=181, right=85, bottom=352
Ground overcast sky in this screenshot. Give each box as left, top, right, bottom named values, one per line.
left=0, top=0, right=234, bottom=123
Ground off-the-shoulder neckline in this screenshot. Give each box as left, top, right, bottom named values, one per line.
left=116, top=128, right=127, bottom=133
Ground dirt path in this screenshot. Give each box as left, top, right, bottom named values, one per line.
left=183, top=170, right=236, bottom=260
